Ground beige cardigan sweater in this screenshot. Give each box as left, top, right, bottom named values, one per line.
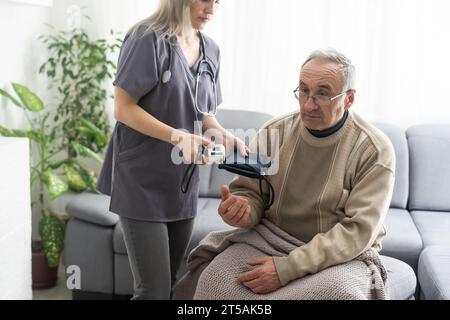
left=229, top=111, right=395, bottom=286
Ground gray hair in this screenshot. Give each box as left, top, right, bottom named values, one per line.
left=302, top=48, right=356, bottom=91
left=130, top=0, right=195, bottom=38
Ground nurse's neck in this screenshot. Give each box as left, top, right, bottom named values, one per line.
left=177, top=28, right=200, bottom=46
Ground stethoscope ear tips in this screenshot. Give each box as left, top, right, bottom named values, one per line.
left=162, top=70, right=172, bottom=84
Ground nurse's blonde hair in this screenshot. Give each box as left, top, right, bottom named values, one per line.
left=130, top=0, right=195, bottom=38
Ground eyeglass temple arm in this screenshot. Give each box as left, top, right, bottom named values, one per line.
left=329, top=90, right=353, bottom=102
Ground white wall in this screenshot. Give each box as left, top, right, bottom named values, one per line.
left=0, top=138, right=31, bottom=300
left=46, top=0, right=450, bottom=129
left=49, top=0, right=158, bottom=128
left=50, top=0, right=156, bottom=38
left=0, top=0, right=53, bottom=240
left=205, top=0, right=450, bottom=128
left=0, top=0, right=52, bottom=128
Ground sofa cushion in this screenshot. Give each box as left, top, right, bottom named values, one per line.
left=199, top=165, right=236, bottom=198
left=381, top=209, right=423, bottom=270
left=66, top=192, right=119, bottom=227
left=207, top=166, right=237, bottom=198
left=418, top=246, right=450, bottom=300
left=407, top=125, right=450, bottom=211
left=411, top=211, right=450, bottom=247
left=373, top=123, right=409, bottom=209
left=64, top=218, right=115, bottom=294
left=382, top=256, right=417, bottom=300
left=213, top=109, right=274, bottom=137
left=188, top=198, right=234, bottom=254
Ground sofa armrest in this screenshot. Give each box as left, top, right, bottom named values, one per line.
left=65, top=192, right=119, bottom=227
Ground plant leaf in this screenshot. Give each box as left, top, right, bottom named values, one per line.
left=78, top=118, right=108, bottom=146
left=0, top=126, right=14, bottom=137
left=0, top=88, right=24, bottom=109
left=64, top=164, right=88, bottom=192
left=0, top=126, right=38, bottom=142
left=72, top=160, right=98, bottom=192
left=39, top=213, right=65, bottom=268
left=71, top=142, right=103, bottom=163
left=41, top=170, right=69, bottom=200
left=12, top=83, right=44, bottom=112
left=75, top=126, right=92, bottom=136
left=12, top=129, right=41, bottom=142
left=48, top=160, right=68, bottom=170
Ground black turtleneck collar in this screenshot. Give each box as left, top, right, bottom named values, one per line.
left=307, top=111, right=349, bottom=138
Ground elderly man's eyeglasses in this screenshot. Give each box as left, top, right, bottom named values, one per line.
left=293, top=87, right=349, bottom=106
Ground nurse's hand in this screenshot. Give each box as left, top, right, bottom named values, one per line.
left=224, top=134, right=249, bottom=157
left=235, top=137, right=250, bottom=157
left=173, top=131, right=214, bottom=165
left=218, top=185, right=251, bottom=228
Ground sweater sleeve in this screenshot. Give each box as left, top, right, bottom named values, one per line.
left=273, top=164, right=395, bottom=285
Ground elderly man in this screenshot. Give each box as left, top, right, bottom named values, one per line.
left=175, top=48, right=395, bottom=300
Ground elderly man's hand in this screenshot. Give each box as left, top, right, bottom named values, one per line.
left=218, top=185, right=251, bottom=228
left=239, top=256, right=282, bottom=294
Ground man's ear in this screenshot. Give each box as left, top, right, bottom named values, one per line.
left=344, top=90, right=356, bottom=110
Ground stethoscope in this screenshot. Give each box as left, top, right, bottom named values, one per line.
left=161, top=33, right=219, bottom=193
left=162, top=32, right=218, bottom=117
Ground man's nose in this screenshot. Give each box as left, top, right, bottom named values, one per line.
left=304, top=96, right=318, bottom=112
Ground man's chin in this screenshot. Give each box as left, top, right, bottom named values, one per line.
left=301, top=115, right=322, bottom=129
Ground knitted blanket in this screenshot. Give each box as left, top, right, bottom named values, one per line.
left=173, top=219, right=389, bottom=300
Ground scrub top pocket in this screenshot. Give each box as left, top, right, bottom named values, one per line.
left=117, top=139, right=154, bottom=163
left=116, top=123, right=155, bottom=162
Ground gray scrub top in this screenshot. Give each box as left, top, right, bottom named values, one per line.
left=97, top=27, right=222, bottom=222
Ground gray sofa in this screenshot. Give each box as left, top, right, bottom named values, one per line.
left=64, top=109, right=450, bottom=300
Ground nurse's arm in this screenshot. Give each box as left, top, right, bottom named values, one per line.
left=203, top=115, right=248, bottom=156
left=114, top=86, right=211, bottom=162
left=114, top=86, right=178, bottom=144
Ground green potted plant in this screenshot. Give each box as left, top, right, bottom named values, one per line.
left=0, top=83, right=106, bottom=289
left=39, top=25, right=121, bottom=162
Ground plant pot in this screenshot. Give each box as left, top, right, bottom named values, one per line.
left=32, top=241, right=58, bottom=290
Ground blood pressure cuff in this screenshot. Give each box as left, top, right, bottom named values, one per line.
left=218, top=152, right=271, bottom=179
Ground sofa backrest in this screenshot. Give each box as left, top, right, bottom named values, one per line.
left=373, top=123, right=410, bottom=209
left=199, top=109, right=274, bottom=198
left=407, top=125, right=450, bottom=211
